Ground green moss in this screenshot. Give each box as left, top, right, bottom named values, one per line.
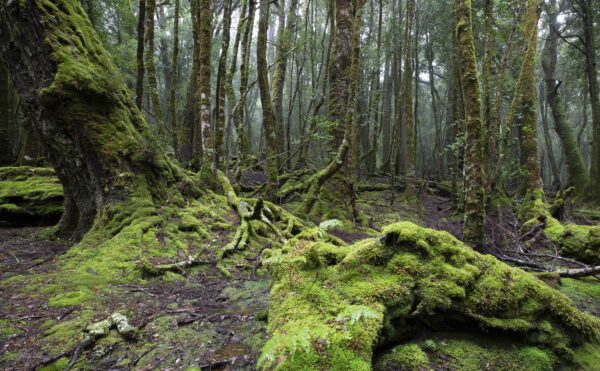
left=375, top=344, right=429, bottom=370
left=0, top=167, right=64, bottom=220
left=39, top=356, right=69, bottom=371
left=260, top=222, right=600, bottom=370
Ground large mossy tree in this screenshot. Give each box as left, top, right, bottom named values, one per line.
left=0, top=0, right=192, bottom=239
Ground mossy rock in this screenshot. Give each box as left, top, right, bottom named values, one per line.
left=259, top=221, right=600, bottom=370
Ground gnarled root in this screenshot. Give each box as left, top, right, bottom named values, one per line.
left=217, top=171, right=303, bottom=263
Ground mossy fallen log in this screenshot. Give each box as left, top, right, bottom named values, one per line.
left=520, top=189, right=600, bottom=264
left=259, top=222, right=600, bottom=370
left=0, top=166, right=64, bottom=226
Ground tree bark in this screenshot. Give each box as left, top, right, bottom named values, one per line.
left=0, top=0, right=185, bottom=239
left=454, top=0, right=485, bottom=248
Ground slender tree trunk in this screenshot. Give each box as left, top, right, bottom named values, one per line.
left=214, top=0, right=232, bottom=170
left=543, top=0, right=587, bottom=191
left=257, top=0, right=279, bottom=199
left=145, top=0, right=168, bottom=140
left=170, top=0, right=180, bottom=150
left=135, top=0, right=146, bottom=108
left=403, top=0, right=415, bottom=180
left=454, top=0, right=485, bottom=248
left=236, top=0, right=255, bottom=170
left=194, top=0, right=213, bottom=163
left=225, top=0, right=247, bottom=170
left=271, top=0, right=299, bottom=169
left=578, top=0, right=600, bottom=198
left=0, top=0, right=186, bottom=239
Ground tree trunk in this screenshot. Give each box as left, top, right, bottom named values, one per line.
left=235, top=0, right=255, bottom=171
left=179, top=0, right=200, bottom=163
left=578, top=0, right=600, bottom=198
left=539, top=82, right=561, bottom=191
left=402, top=0, right=415, bottom=180
left=144, top=0, right=168, bottom=141
left=194, top=0, right=213, bottom=163
left=454, top=0, right=485, bottom=248
left=508, top=0, right=542, bottom=195
left=170, top=0, right=180, bottom=150
left=0, top=0, right=185, bottom=240
left=543, top=0, right=587, bottom=192
left=135, top=0, right=146, bottom=108
left=257, top=0, right=279, bottom=199
left=271, top=0, right=299, bottom=169
left=214, top=0, right=232, bottom=170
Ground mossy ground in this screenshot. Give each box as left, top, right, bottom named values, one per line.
left=2, top=167, right=600, bottom=370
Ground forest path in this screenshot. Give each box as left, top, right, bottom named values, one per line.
left=0, top=226, right=269, bottom=370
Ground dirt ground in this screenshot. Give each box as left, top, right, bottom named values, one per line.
left=0, top=227, right=269, bottom=370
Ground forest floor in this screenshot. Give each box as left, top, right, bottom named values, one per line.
left=1, top=174, right=600, bottom=370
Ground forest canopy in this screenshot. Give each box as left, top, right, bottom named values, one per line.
left=1, top=0, right=600, bottom=369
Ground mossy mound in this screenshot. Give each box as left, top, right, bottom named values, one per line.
left=0, top=167, right=64, bottom=225
left=259, top=221, right=600, bottom=370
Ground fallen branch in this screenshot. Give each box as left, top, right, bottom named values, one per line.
left=139, top=256, right=212, bottom=277
left=554, top=265, right=600, bottom=278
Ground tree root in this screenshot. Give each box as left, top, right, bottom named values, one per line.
left=216, top=171, right=302, bottom=264
left=139, top=256, right=212, bottom=277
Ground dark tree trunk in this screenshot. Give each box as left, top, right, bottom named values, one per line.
left=0, top=0, right=184, bottom=240
left=135, top=0, right=146, bottom=108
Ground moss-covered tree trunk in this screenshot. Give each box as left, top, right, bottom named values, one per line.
left=214, top=0, right=232, bottom=171
left=194, top=0, right=212, bottom=163
left=509, top=0, right=542, bottom=196
left=542, top=0, right=587, bottom=192
left=257, top=0, right=279, bottom=199
left=169, top=0, right=180, bottom=150
left=402, top=0, right=415, bottom=180
left=454, top=0, right=485, bottom=248
left=144, top=0, right=168, bottom=141
left=0, top=0, right=186, bottom=239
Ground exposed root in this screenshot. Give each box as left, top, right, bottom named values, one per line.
left=217, top=171, right=303, bottom=264
left=139, top=255, right=212, bottom=277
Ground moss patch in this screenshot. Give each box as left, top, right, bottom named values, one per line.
left=0, top=167, right=64, bottom=224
